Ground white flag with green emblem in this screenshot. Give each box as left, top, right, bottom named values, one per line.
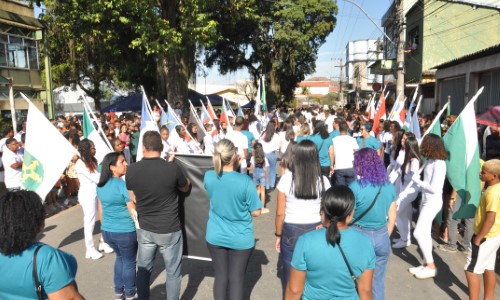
left=22, top=101, right=77, bottom=201
left=443, top=87, right=483, bottom=219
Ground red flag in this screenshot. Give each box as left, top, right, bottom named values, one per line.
left=399, top=107, right=406, bottom=125
left=373, top=92, right=386, bottom=135
left=220, top=100, right=228, bottom=125
left=206, top=99, right=217, bottom=120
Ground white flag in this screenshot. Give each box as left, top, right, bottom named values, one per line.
left=22, top=98, right=77, bottom=201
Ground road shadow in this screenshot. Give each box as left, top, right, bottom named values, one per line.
left=148, top=243, right=268, bottom=299
left=58, top=221, right=102, bottom=248
left=431, top=252, right=469, bottom=298
left=244, top=247, right=269, bottom=299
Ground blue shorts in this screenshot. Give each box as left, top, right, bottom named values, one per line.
left=253, top=167, right=266, bottom=186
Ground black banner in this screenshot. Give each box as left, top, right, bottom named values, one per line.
left=176, top=153, right=213, bottom=260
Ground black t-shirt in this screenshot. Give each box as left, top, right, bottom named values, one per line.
left=126, top=157, right=187, bottom=234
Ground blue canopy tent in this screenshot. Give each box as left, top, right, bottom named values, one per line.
left=101, top=93, right=142, bottom=112
left=188, top=89, right=223, bottom=106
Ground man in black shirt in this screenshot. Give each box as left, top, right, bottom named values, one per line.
left=126, top=131, right=190, bottom=300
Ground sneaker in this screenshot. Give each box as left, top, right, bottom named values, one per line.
left=63, top=198, right=71, bottom=208
left=437, top=244, right=457, bottom=253
left=114, top=292, right=125, bottom=300
left=414, top=267, right=437, bottom=279
left=85, top=249, right=104, bottom=260
left=125, top=294, right=138, bottom=300
left=55, top=203, right=65, bottom=211
left=392, top=240, right=411, bottom=249
left=261, top=208, right=270, bottom=214
left=408, top=265, right=425, bottom=275
left=98, top=242, right=114, bottom=253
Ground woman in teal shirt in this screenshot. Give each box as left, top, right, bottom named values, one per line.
left=204, top=139, right=262, bottom=300
left=0, top=190, right=83, bottom=300
left=97, top=152, right=137, bottom=300
left=286, top=186, right=375, bottom=300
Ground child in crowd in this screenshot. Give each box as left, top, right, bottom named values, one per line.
left=250, top=143, right=269, bottom=214
left=464, top=159, right=500, bottom=300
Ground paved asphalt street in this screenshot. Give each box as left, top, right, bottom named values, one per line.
left=39, top=190, right=500, bottom=300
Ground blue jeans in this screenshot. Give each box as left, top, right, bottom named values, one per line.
left=265, top=151, right=278, bottom=189
left=136, top=229, right=183, bottom=300
left=252, top=167, right=266, bottom=186
left=352, top=225, right=390, bottom=300
left=103, top=231, right=138, bottom=298
left=280, top=222, right=321, bottom=297
left=334, top=168, right=355, bottom=186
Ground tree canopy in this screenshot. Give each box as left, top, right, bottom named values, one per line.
left=39, top=0, right=336, bottom=110
left=205, top=0, right=337, bottom=105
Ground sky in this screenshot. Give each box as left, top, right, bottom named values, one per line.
left=202, top=0, right=394, bottom=85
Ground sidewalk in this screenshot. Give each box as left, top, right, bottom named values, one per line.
left=40, top=189, right=500, bottom=299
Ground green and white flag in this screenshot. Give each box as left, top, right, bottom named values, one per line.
left=423, top=102, right=449, bottom=138
left=83, top=106, right=111, bottom=163
left=443, top=87, right=483, bottom=219
left=22, top=98, right=77, bottom=201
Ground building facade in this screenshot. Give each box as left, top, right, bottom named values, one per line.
left=0, top=0, right=44, bottom=117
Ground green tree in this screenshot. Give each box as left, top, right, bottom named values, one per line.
left=41, top=0, right=220, bottom=111
left=205, top=0, right=337, bottom=105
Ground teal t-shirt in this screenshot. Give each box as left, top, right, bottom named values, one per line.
left=0, top=243, right=77, bottom=299
left=97, top=177, right=135, bottom=233
left=291, top=228, right=375, bottom=300
left=349, top=181, right=396, bottom=229
left=204, top=170, right=262, bottom=250
left=241, top=130, right=255, bottom=154
left=356, top=136, right=381, bottom=150
left=329, top=130, right=340, bottom=140
left=310, top=134, right=334, bottom=167
left=296, top=135, right=311, bottom=143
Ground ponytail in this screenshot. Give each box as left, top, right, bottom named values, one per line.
left=326, top=215, right=341, bottom=246
left=213, top=139, right=237, bottom=177
left=321, top=186, right=355, bottom=247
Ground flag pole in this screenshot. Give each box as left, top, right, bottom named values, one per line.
left=422, top=102, right=449, bottom=138
left=189, top=100, right=208, bottom=135
left=81, top=95, right=114, bottom=151
left=164, top=100, right=196, bottom=142
left=444, top=87, right=484, bottom=134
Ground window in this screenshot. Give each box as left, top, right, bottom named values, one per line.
left=0, top=30, right=39, bottom=69
left=406, top=27, right=419, bottom=54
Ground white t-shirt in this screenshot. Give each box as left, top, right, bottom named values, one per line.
left=325, top=115, right=336, bottom=133
left=332, top=135, right=359, bottom=170
left=260, top=133, right=281, bottom=154
left=250, top=156, right=269, bottom=168
left=277, top=171, right=331, bottom=224
left=378, top=131, right=393, bottom=154
left=225, top=130, right=248, bottom=168
left=2, top=149, right=23, bottom=189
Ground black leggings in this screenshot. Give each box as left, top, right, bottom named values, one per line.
left=207, top=243, right=253, bottom=300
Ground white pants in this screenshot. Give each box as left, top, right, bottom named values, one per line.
left=413, top=195, right=442, bottom=264
left=395, top=187, right=419, bottom=242
left=79, top=192, right=98, bottom=251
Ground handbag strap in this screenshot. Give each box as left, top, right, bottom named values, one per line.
left=350, top=185, right=383, bottom=225
left=32, top=244, right=45, bottom=300
left=337, top=243, right=358, bottom=292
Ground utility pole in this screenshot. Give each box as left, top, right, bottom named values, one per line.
left=396, top=0, right=405, bottom=102
left=335, top=59, right=344, bottom=107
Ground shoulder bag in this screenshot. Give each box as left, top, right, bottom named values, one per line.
left=33, top=244, right=45, bottom=300
left=338, top=242, right=358, bottom=293
left=350, top=185, right=383, bottom=225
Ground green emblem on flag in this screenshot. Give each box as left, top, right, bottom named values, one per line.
left=22, top=150, right=44, bottom=191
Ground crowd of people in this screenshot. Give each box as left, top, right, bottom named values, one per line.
left=0, top=102, right=499, bottom=300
